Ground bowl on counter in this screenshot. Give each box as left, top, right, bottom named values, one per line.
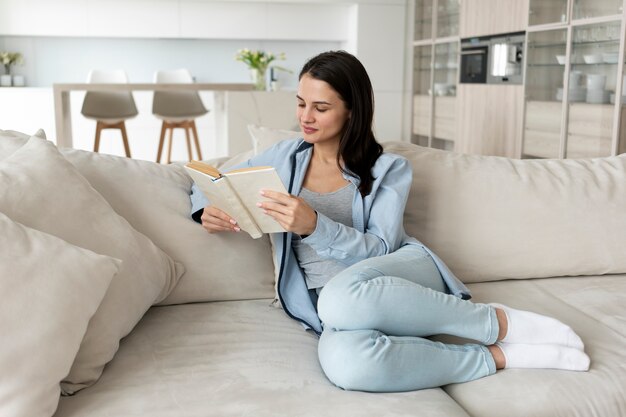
left=433, top=83, right=454, bottom=96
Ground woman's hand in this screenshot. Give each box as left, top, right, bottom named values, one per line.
left=200, top=205, right=241, bottom=234
left=257, top=190, right=317, bottom=236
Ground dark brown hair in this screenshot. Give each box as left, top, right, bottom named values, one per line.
left=299, top=50, right=382, bottom=196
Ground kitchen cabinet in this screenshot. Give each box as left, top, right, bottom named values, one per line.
left=411, top=0, right=459, bottom=151
left=522, top=0, right=626, bottom=159
left=0, top=0, right=352, bottom=41
left=456, top=84, right=524, bottom=157
left=460, top=0, right=529, bottom=38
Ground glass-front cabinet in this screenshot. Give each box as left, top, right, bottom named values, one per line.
left=522, top=0, right=626, bottom=159
left=411, top=0, right=459, bottom=151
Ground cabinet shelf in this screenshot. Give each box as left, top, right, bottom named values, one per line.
left=527, top=63, right=568, bottom=67
left=573, top=39, right=620, bottom=47
left=571, top=62, right=619, bottom=66
left=528, top=42, right=567, bottom=49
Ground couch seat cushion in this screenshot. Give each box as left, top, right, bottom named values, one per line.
left=442, top=275, right=626, bottom=417
left=55, top=300, right=470, bottom=417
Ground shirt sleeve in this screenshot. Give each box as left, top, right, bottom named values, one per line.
left=301, top=157, right=412, bottom=265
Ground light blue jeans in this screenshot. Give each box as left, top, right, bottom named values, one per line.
left=317, top=245, right=499, bottom=392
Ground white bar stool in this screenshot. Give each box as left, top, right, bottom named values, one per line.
left=152, top=69, right=209, bottom=163
left=80, top=70, right=138, bottom=158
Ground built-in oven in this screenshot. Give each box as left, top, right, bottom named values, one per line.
left=460, top=39, right=489, bottom=83
left=460, top=32, right=525, bottom=84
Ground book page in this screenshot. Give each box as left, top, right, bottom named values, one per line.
left=224, top=167, right=288, bottom=234
left=184, top=166, right=262, bottom=238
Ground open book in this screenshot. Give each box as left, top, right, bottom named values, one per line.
left=185, top=161, right=288, bottom=239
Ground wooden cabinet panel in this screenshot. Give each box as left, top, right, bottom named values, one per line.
left=566, top=103, right=614, bottom=158
left=523, top=130, right=561, bottom=158
left=434, top=96, right=456, bottom=141
left=456, top=84, right=524, bottom=157
left=412, top=95, right=431, bottom=136
left=620, top=106, right=626, bottom=155
left=460, top=0, right=529, bottom=38
left=566, top=135, right=612, bottom=158
left=523, top=100, right=561, bottom=158
left=568, top=103, right=613, bottom=139
left=524, top=101, right=561, bottom=133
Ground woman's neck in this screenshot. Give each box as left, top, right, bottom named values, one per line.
left=312, top=141, right=341, bottom=166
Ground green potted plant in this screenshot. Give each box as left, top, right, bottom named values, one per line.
left=235, top=49, right=290, bottom=91
left=0, top=52, right=23, bottom=87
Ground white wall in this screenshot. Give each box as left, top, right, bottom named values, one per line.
left=0, top=36, right=339, bottom=89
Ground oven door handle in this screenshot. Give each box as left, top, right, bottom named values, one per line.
left=461, top=50, right=487, bottom=55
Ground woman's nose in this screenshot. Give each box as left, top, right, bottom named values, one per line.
left=300, top=107, right=314, bottom=122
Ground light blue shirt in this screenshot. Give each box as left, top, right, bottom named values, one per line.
left=190, top=138, right=471, bottom=335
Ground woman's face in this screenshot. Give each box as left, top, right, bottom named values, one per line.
left=297, top=73, right=350, bottom=146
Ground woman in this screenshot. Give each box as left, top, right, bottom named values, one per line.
left=190, top=50, right=590, bottom=392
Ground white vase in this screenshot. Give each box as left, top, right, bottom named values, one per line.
left=250, top=68, right=267, bottom=91
left=0, top=75, right=11, bottom=87
left=12, top=75, right=25, bottom=87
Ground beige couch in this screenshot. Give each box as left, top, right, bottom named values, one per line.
left=1, top=129, right=625, bottom=417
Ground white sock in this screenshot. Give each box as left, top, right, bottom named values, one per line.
left=491, top=303, right=584, bottom=350
left=497, top=342, right=590, bottom=371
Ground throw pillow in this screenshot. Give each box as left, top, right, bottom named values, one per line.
left=0, top=128, right=45, bottom=158
left=0, top=136, right=183, bottom=394
left=0, top=212, right=117, bottom=417
left=384, top=141, right=626, bottom=283
left=247, top=124, right=300, bottom=155
left=60, top=147, right=276, bottom=305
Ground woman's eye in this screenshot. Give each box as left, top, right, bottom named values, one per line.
left=297, top=103, right=305, bottom=108
left=316, top=108, right=328, bottom=113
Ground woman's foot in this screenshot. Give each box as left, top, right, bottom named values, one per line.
left=493, top=343, right=590, bottom=371
left=492, top=303, right=584, bottom=350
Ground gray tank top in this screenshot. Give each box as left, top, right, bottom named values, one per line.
left=292, top=182, right=356, bottom=290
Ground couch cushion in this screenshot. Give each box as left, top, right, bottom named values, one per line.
left=55, top=300, right=471, bottom=417
left=384, top=142, right=626, bottom=283
left=441, top=275, right=626, bottom=417
left=0, top=130, right=277, bottom=305
left=0, top=136, right=182, bottom=394
left=0, top=212, right=117, bottom=417
left=60, top=147, right=276, bottom=305
left=247, top=124, right=300, bottom=155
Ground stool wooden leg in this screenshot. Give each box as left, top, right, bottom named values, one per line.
left=191, top=120, right=202, bottom=160
left=94, top=121, right=103, bottom=153
left=166, top=125, right=174, bottom=164
left=156, top=122, right=167, bottom=163
left=184, top=122, right=193, bottom=162
left=120, top=122, right=131, bottom=158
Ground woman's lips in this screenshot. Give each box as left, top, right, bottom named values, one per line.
left=302, top=126, right=317, bottom=134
